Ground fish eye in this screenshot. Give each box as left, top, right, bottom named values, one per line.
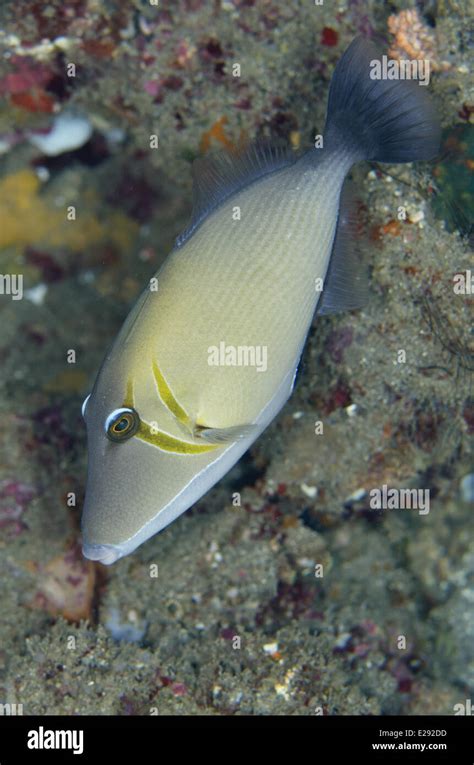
left=81, top=394, right=91, bottom=419
left=105, top=407, right=140, bottom=442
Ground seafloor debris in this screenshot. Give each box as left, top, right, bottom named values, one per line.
left=460, top=473, right=474, bottom=503
left=28, top=111, right=93, bottom=156
left=0, top=169, right=137, bottom=253
left=0, top=479, right=37, bottom=537
left=387, top=8, right=450, bottom=71
left=199, top=115, right=247, bottom=154
left=27, top=543, right=97, bottom=623
left=0, top=54, right=57, bottom=112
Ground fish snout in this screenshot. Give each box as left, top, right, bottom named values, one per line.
left=82, top=542, right=123, bottom=565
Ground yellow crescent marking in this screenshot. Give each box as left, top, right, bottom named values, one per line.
left=123, top=377, right=219, bottom=455
left=124, top=378, right=134, bottom=409
left=136, top=421, right=219, bottom=454
left=152, top=359, right=191, bottom=427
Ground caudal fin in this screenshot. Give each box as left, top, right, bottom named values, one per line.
left=324, top=37, right=441, bottom=163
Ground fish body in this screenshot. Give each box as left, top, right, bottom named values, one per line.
left=81, top=38, right=440, bottom=564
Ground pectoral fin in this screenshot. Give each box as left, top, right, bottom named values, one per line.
left=194, top=423, right=259, bottom=444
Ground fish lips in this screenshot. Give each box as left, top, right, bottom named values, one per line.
left=82, top=542, right=124, bottom=565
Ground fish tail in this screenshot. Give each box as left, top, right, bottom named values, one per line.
left=324, top=37, right=441, bottom=163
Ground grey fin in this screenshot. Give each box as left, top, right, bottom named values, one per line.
left=176, top=141, right=299, bottom=247
left=324, top=36, right=440, bottom=163
left=194, top=423, right=259, bottom=444
left=317, top=181, right=368, bottom=315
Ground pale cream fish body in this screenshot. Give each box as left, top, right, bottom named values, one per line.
left=81, top=37, right=440, bottom=564
left=129, top=157, right=344, bottom=429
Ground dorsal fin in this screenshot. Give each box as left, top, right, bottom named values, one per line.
left=317, top=180, right=368, bottom=315
left=175, top=141, right=299, bottom=248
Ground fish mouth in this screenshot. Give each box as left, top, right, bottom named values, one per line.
left=82, top=542, right=122, bottom=565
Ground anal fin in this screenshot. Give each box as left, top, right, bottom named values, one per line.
left=317, top=180, right=368, bottom=315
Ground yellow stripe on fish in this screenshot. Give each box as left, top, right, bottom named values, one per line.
left=123, top=373, right=219, bottom=454
left=124, top=378, right=134, bottom=409
left=136, top=420, right=219, bottom=454
left=152, top=359, right=191, bottom=428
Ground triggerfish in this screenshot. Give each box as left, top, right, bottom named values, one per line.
left=81, top=37, right=440, bottom=564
